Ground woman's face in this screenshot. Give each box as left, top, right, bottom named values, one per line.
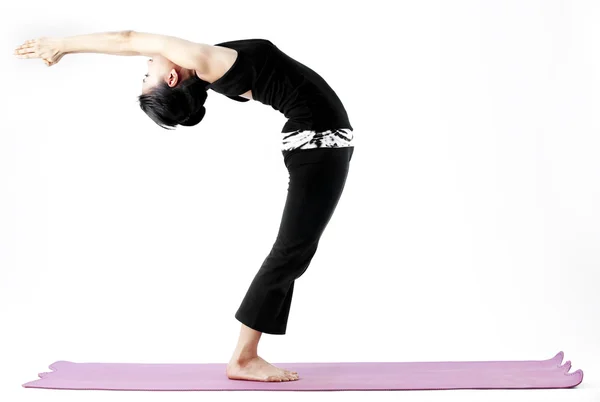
left=141, top=55, right=177, bottom=94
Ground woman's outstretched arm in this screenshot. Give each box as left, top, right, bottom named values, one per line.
left=15, top=30, right=210, bottom=73
left=59, top=30, right=136, bottom=55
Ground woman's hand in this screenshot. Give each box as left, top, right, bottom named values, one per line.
left=14, top=37, right=65, bottom=66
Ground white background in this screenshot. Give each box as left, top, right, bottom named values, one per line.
left=1, top=0, right=598, bottom=401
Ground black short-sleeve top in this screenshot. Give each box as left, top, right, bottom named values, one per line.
left=205, top=39, right=353, bottom=133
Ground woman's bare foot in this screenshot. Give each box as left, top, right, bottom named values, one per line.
left=227, top=355, right=299, bottom=382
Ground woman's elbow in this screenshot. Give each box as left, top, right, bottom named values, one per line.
left=120, top=30, right=134, bottom=39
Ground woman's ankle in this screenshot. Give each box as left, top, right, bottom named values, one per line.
left=231, top=346, right=258, bottom=363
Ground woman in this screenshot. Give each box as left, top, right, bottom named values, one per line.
left=14, top=31, right=354, bottom=383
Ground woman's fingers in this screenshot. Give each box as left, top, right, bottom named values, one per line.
left=15, top=44, right=35, bottom=55
left=15, top=44, right=33, bottom=51
left=16, top=53, right=38, bottom=58
left=14, top=39, right=37, bottom=53
left=15, top=39, right=39, bottom=59
left=15, top=47, right=34, bottom=55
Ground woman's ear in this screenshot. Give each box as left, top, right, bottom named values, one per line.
left=166, top=69, right=179, bottom=87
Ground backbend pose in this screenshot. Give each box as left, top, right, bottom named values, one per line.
left=14, top=31, right=354, bottom=382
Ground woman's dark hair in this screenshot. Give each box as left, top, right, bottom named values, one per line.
left=138, top=75, right=209, bottom=130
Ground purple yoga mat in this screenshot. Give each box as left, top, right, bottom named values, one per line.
left=22, top=351, right=583, bottom=391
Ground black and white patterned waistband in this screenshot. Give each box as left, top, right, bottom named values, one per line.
left=281, top=128, right=354, bottom=151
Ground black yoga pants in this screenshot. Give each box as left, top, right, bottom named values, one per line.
left=234, top=146, right=354, bottom=334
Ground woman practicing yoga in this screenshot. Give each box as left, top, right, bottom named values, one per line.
left=14, top=31, right=354, bottom=382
